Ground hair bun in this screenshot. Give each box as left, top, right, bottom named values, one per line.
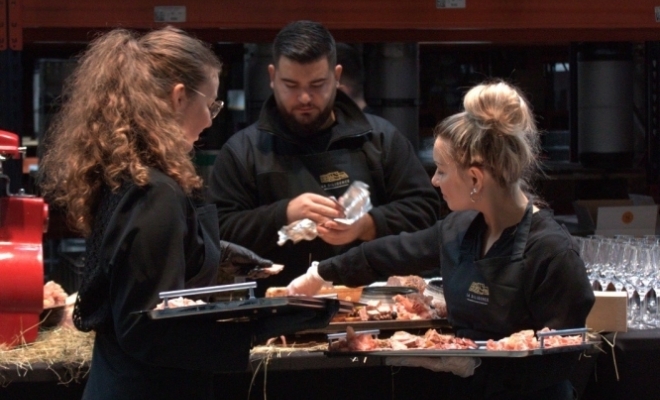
left=433, top=80, right=540, bottom=190
left=464, top=82, right=532, bottom=137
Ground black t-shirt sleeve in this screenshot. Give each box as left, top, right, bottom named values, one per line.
left=318, top=223, right=442, bottom=286
left=528, top=247, right=595, bottom=330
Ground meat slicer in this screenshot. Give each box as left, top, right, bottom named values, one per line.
left=0, top=130, right=48, bottom=348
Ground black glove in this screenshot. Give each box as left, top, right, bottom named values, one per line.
left=219, top=241, right=274, bottom=279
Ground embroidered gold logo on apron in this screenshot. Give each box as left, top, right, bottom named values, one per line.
left=319, top=171, right=350, bottom=191
left=466, top=282, right=489, bottom=305
left=319, top=171, right=349, bottom=183
left=468, top=282, right=489, bottom=296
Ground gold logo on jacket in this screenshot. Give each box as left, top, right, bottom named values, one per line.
left=319, top=171, right=349, bottom=183
left=466, top=282, right=489, bottom=305
left=468, top=282, right=489, bottom=296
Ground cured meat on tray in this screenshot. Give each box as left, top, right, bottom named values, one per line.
left=329, top=326, right=478, bottom=352
left=486, top=327, right=585, bottom=351
left=154, top=297, right=206, bottom=310
left=386, top=275, right=427, bottom=294
left=336, top=292, right=444, bottom=322
left=329, top=327, right=588, bottom=353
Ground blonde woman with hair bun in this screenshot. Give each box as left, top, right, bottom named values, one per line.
left=288, top=80, right=594, bottom=399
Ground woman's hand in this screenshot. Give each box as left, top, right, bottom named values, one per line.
left=287, top=263, right=332, bottom=296
left=219, top=241, right=276, bottom=278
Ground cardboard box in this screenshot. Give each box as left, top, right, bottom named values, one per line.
left=586, top=291, right=627, bottom=332
left=573, top=199, right=632, bottom=230
left=628, top=193, right=656, bottom=206
left=573, top=199, right=658, bottom=236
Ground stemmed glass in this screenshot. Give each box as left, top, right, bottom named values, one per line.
left=643, top=235, right=660, bottom=246
left=612, top=242, right=633, bottom=293
left=633, top=245, right=656, bottom=329
left=580, top=237, right=603, bottom=290
left=648, top=245, right=660, bottom=327
left=614, top=235, right=634, bottom=243
left=602, top=241, right=626, bottom=292
left=574, top=236, right=588, bottom=276
left=622, top=244, right=640, bottom=328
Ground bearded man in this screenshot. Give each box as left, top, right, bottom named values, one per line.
left=207, top=20, right=440, bottom=296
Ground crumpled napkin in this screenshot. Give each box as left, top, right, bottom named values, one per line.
left=385, top=356, right=481, bottom=377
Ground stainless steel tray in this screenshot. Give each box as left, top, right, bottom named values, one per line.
left=304, top=318, right=451, bottom=334
left=324, top=342, right=599, bottom=358
left=148, top=296, right=353, bottom=321
left=140, top=282, right=353, bottom=321
left=324, top=327, right=599, bottom=358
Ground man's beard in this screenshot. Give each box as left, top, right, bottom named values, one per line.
left=278, top=102, right=335, bottom=138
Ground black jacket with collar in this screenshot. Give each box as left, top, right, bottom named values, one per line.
left=207, top=90, right=440, bottom=294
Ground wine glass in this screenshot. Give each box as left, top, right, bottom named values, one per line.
left=614, top=235, right=634, bottom=243
left=647, top=245, right=660, bottom=328
left=581, top=237, right=604, bottom=291
left=633, top=245, right=656, bottom=329
left=643, top=235, right=660, bottom=246
left=600, top=241, right=624, bottom=291
left=612, top=242, right=632, bottom=293
left=623, top=244, right=640, bottom=328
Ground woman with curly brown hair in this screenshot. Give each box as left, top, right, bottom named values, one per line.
left=39, top=26, right=320, bottom=400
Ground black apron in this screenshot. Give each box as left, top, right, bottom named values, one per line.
left=442, top=204, right=576, bottom=399
left=254, top=143, right=380, bottom=294
left=298, top=144, right=378, bottom=201
left=443, top=203, right=534, bottom=341
left=255, top=132, right=378, bottom=204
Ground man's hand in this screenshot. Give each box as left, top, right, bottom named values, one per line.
left=287, top=193, right=344, bottom=224
left=316, top=213, right=376, bottom=245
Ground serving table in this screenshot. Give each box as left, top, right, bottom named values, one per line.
left=1, top=326, right=603, bottom=400
left=583, top=328, right=660, bottom=400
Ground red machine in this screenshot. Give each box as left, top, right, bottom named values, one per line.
left=0, top=130, right=48, bottom=348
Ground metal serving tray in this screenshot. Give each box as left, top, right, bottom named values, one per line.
left=324, top=328, right=599, bottom=358
left=147, top=296, right=354, bottom=321
left=324, top=342, right=598, bottom=358
left=141, top=282, right=353, bottom=321
left=304, top=318, right=451, bottom=334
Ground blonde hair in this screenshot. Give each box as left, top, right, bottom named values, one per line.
left=434, top=81, right=540, bottom=190
left=39, top=26, right=222, bottom=235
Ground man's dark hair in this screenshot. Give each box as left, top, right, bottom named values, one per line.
left=336, top=43, right=364, bottom=97
left=272, top=20, right=336, bottom=67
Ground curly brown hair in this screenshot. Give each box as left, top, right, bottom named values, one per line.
left=39, top=26, right=222, bottom=236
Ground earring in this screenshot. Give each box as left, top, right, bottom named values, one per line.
left=470, top=188, right=477, bottom=203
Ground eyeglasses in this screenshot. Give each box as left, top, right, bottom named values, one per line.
left=189, top=87, right=224, bottom=119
